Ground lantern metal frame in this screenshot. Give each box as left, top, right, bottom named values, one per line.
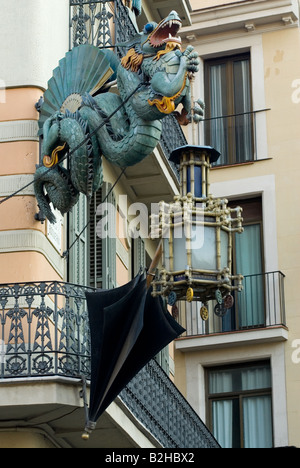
left=151, top=146, right=243, bottom=305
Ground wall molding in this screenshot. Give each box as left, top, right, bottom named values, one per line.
left=0, top=174, right=35, bottom=197
left=0, top=120, right=39, bottom=143
left=0, top=229, right=65, bottom=278
left=211, top=174, right=278, bottom=273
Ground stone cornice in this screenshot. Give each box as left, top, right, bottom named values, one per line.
left=182, top=0, right=299, bottom=38
left=0, top=229, right=64, bottom=278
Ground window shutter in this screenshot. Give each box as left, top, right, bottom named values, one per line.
left=155, top=341, right=170, bottom=375
left=133, top=236, right=146, bottom=276
left=88, top=182, right=117, bottom=290
left=68, top=193, right=88, bottom=286
left=101, top=182, right=117, bottom=289
left=89, top=187, right=103, bottom=288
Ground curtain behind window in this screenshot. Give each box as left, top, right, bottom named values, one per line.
left=235, top=224, right=264, bottom=327
left=205, top=54, right=253, bottom=165
left=209, top=363, right=273, bottom=448
left=233, top=59, right=253, bottom=162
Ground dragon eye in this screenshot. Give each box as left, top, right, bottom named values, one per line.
left=144, top=23, right=155, bottom=33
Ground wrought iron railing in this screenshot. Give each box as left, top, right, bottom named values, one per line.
left=199, top=108, right=270, bottom=166
left=120, top=359, right=219, bottom=448
left=0, top=281, right=218, bottom=448
left=178, top=271, right=286, bottom=337
left=69, top=0, right=186, bottom=173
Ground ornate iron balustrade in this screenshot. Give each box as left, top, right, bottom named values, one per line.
left=69, top=0, right=186, bottom=173
left=0, top=282, right=91, bottom=378
left=200, top=108, right=271, bottom=167
left=120, top=359, right=219, bottom=448
left=178, top=271, right=286, bottom=337
left=0, top=281, right=219, bottom=448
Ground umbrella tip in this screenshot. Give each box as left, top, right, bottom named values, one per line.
left=82, top=421, right=96, bottom=440
left=82, top=431, right=90, bottom=440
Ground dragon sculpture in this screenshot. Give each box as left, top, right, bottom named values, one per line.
left=34, top=11, right=203, bottom=223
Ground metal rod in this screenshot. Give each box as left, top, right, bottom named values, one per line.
left=146, top=240, right=163, bottom=288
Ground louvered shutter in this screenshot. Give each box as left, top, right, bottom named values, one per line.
left=101, top=182, right=116, bottom=289
left=133, top=236, right=146, bottom=276
left=68, top=193, right=88, bottom=286
left=88, top=182, right=116, bottom=289
left=89, top=187, right=103, bottom=288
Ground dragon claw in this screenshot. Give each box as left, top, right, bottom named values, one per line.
left=183, top=46, right=200, bottom=74
left=187, top=99, right=205, bottom=123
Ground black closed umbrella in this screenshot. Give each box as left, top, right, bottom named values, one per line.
left=83, top=273, right=185, bottom=437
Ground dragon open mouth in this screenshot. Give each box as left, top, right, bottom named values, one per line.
left=148, top=13, right=182, bottom=48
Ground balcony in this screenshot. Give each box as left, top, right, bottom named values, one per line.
left=176, top=272, right=288, bottom=351
left=0, top=281, right=219, bottom=448
left=199, top=109, right=270, bottom=167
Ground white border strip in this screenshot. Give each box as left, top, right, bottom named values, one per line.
left=0, top=120, right=39, bottom=143
left=0, top=229, right=64, bottom=277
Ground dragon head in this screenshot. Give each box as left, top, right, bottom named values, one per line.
left=121, top=10, right=183, bottom=63
left=40, top=109, right=102, bottom=196
left=34, top=109, right=102, bottom=223
left=41, top=111, right=70, bottom=169
left=142, top=10, right=182, bottom=53
left=121, top=11, right=184, bottom=74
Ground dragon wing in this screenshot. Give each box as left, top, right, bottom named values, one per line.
left=38, top=44, right=114, bottom=135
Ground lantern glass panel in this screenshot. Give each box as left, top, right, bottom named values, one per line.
left=173, top=235, right=188, bottom=271
left=191, top=225, right=217, bottom=270
left=220, top=229, right=229, bottom=269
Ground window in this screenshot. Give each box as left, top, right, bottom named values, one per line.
left=207, top=361, right=273, bottom=448
left=204, top=53, right=253, bottom=166
left=88, top=182, right=117, bottom=289
left=68, top=182, right=117, bottom=288
left=222, top=197, right=264, bottom=331
left=131, top=236, right=146, bottom=278
left=68, top=193, right=88, bottom=286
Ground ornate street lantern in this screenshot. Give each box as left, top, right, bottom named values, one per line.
left=151, top=145, right=243, bottom=317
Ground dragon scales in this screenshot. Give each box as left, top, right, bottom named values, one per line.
left=34, top=11, right=204, bottom=223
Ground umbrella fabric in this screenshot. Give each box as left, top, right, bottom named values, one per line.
left=85, top=273, right=145, bottom=426
left=84, top=273, right=185, bottom=432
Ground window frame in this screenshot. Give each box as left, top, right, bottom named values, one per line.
left=206, top=360, right=274, bottom=448
left=228, top=197, right=265, bottom=330
left=204, top=52, right=254, bottom=166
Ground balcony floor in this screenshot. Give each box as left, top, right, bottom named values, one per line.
left=0, top=376, right=160, bottom=448
left=175, top=325, right=289, bottom=352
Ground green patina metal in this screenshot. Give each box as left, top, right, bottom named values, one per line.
left=34, top=11, right=203, bottom=224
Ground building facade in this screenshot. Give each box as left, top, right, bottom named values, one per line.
left=0, top=0, right=218, bottom=449
left=173, top=0, right=300, bottom=448
left=1, top=0, right=299, bottom=450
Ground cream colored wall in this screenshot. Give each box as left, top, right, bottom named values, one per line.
left=0, top=0, right=70, bottom=284
left=0, top=88, right=65, bottom=283
left=261, top=26, right=300, bottom=448
left=0, top=0, right=69, bottom=90
left=190, top=0, right=246, bottom=10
